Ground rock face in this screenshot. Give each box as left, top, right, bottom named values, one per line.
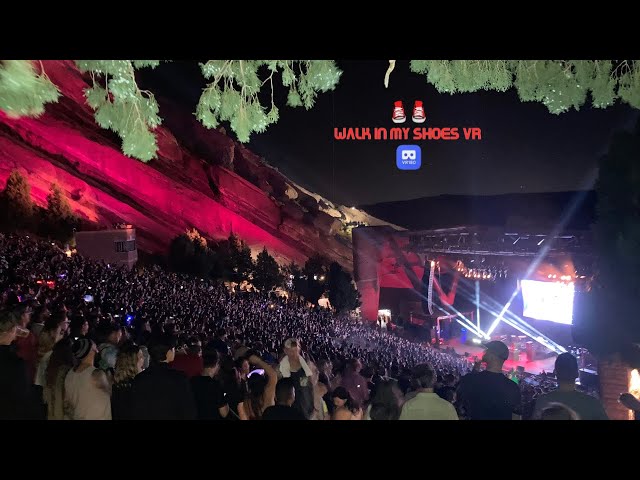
left=0, top=61, right=391, bottom=269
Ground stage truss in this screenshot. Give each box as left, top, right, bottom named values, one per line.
left=406, top=226, right=593, bottom=258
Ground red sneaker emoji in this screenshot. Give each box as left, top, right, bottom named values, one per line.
left=412, top=100, right=426, bottom=123
left=392, top=100, right=406, bottom=124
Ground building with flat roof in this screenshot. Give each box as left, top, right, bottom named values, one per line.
left=74, top=225, right=138, bottom=269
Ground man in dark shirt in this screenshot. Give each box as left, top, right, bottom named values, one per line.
left=191, top=350, right=229, bottom=420
left=0, top=311, right=42, bottom=420
left=262, top=378, right=306, bottom=420
left=533, top=353, right=608, bottom=420
left=130, top=334, right=197, bottom=420
left=207, top=329, right=230, bottom=357
left=457, top=340, right=521, bottom=420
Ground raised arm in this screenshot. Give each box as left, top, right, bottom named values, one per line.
left=248, top=354, right=278, bottom=408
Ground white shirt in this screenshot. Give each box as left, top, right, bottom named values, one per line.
left=34, top=351, right=52, bottom=386
left=64, top=366, right=112, bottom=420
left=400, top=391, right=459, bottom=420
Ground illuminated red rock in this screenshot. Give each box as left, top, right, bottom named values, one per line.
left=0, top=60, right=372, bottom=268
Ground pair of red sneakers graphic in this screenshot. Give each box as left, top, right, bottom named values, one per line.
left=393, top=100, right=425, bottom=124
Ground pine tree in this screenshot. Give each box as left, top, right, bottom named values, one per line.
left=284, top=261, right=306, bottom=299
left=46, top=183, right=73, bottom=220
left=168, top=234, right=196, bottom=274
left=222, top=233, right=254, bottom=283
left=42, top=183, right=76, bottom=241
left=0, top=169, right=33, bottom=229
left=303, top=254, right=328, bottom=305
left=327, top=261, right=361, bottom=313
left=253, top=247, right=283, bottom=292
left=574, top=119, right=640, bottom=362
left=234, top=240, right=254, bottom=283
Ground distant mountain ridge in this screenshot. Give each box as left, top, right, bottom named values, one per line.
left=361, top=191, right=597, bottom=231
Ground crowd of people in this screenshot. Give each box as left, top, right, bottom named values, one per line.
left=0, top=233, right=612, bottom=420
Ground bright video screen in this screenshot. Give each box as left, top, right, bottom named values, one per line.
left=520, top=280, right=574, bottom=325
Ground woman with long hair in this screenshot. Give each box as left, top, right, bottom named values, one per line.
left=35, top=312, right=68, bottom=386
left=238, top=353, right=278, bottom=420
left=218, top=357, right=243, bottom=420
left=367, top=379, right=403, bottom=420
left=43, top=339, right=74, bottom=420
left=111, top=342, right=144, bottom=420
left=331, top=386, right=363, bottom=420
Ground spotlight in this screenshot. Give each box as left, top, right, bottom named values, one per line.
left=472, top=338, right=482, bottom=344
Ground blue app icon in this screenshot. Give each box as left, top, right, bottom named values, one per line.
left=396, top=145, right=421, bottom=170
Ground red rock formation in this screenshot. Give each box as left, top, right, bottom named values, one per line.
left=0, top=60, right=361, bottom=268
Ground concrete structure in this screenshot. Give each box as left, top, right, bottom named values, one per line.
left=75, top=226, right=138, bottom=269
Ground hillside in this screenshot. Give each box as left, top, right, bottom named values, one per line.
left=0, top=61, right=401, bottom=269
left=362, top=191, right=597, bottom=232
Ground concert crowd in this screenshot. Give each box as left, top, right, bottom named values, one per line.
left=0, top=234, right=610, bottom=420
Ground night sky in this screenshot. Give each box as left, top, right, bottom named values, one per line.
left=139, top=60, right=638, bottom=207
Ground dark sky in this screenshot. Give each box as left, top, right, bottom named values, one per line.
left=139, top=60, right=638, bottom=207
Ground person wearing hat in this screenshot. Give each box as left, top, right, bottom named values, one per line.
left=278, top=338, right=315, bottom=419
left=64, top=337, right=112, bottom=420
left=456, top=340, right=521, bottom=420
left=533, top=353, right=608, bottom=420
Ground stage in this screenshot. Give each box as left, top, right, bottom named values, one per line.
left=444, top=338, right=558, bottom=375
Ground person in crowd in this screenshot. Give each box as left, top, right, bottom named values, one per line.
left=238, top=352, right=278, bottom=420
left=35, top=311, right=68, bottom=386
left=69, top=315, right=89, bottom=339
left=191, top=349, right=229, bottom=420
left=13, top=303, right=38, bottom=381
left=539, top=402, right=580, bottom=420
left=218, top=356, right=244, bottom=420
left=533, top=353, right=608, bottom=420
left=331, top=386, right=362, bottom=420
left=0, top=310, right=42, bottom=419
left=435, top=373, right=457, bottom=404
left=111, top=342, right=144, bottom=420
left=30, top=305, right=49, bottom=338
left=171, top=336, right=204, bottom=379
left=367, top=379, right=404, bottom=420
left=317, top=358, right=335, bottom=414
left=208, top=329, right=230, bottom=356
left=312, top=378, right=330, bottom=420
left=43, top=338, right=74, bottom=420
left=400, top=364, right=458, bottom=420
left=262, top=377, right=306, bottom=420
left=339, top=357, right=370, bottom=407
left=95, top=324, right=122, bottom=375
left=129, top=334, right=196, bottom=420
left=64, top=338, right=112, bottom=420
left=278, top=338, right=315, bottom=419
left=619, top=393, right=640, bottom=420
left=457, top=341, right=521, bottom=420
left=234, top=353, right=251, bottom=397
